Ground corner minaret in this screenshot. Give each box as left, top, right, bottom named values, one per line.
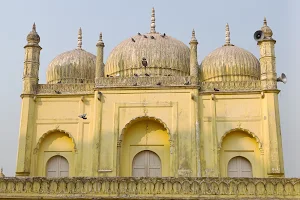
left=258, top=17, right=277, bottom=90
left=22, top=23, right=42, bottom=94
left=95, top=32, right=105, bottom=81
left=189, top=29, right=198, bottom=77
left=258, top=18, right=284, bottom=177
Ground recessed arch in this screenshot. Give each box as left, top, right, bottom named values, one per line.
left=34, top=129, right=77, bottom=154
left=218, top=128, right=262, bottom=151
left=120, top=116, right=171, bottom=142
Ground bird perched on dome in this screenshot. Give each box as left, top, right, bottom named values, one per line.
left=142, top=57, right=148, bottom=67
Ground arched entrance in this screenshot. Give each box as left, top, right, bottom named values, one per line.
left=228, top=156, right=252, bottom=177
left=35, top=129, right=76, bottom=176
left=132, top=150, right=161, bottom=177
left=46, top=155, right=69, bottom=177
left=219, top=129, right=262, bottom=177
left=119, top=117, right=170, bottom=177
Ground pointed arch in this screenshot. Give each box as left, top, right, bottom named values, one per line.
left=218, top=128, right=263, bottom=151
left=119, top=116, right=171, bottom=141
left=34, top=129, right=77, bottom=154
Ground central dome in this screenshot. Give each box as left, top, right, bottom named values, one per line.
left=105, top=8, right=190, bottom=77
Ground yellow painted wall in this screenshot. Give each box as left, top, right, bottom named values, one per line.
left=16, top=89, right=284, bottom=178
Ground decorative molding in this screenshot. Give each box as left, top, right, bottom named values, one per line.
left=201, top=80, right=261, bottom=92
left=95, top=76, right=199, bottom=88
left=218, top=127, right=263, bottom=151
left=0, top=177, right=300, bottom=198
left=36, top=83, right=94, bottom=95
left=34, top=129, right=77, bottom=153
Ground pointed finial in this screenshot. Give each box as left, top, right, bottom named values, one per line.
left=150, top=7, right=156, bottom=33
left=190, top=29, right=198, bottom=44
left=32, top=23, right=36, bottom=32
left=26, top=23, right=40, bottom=44
left=225, top=23, right=231, bottom=45
left=263, top=17, right=267, bottom=26
left=261, top=17, right=273, bottom=38
left=96, top=32, right=104, bottom=47
left=0, top=167, right=4, bottom=178
left=100, top=32, right=103, bottom=42
left=77, top=27, right=82, bottom=49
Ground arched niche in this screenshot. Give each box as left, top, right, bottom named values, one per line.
left=118, top=116, right=173, bottom=177
left=34, top=129, right=77, bottom=153
left=219, top=129, right=263, bottom=178
left=218, top=128, right=263, bottom=152
left=35, top=129, right=76, bottom=177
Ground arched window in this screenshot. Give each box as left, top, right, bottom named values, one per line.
left=228, top=156, right=252, bottom=177
left=132, top=150, right=161, bottom=177
left=46, top=155, right=69, bottom=177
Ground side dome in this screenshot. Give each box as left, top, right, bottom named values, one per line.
left=105, top=8, right=190, bottom=77
left=200, top=24, right=260, bottom=82
left=46, top=28, right=96, bottom=84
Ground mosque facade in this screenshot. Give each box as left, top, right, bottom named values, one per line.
left=0, top=8, right=297, bottom=200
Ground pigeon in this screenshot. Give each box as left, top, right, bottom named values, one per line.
left=78, top=114, right=87, bottom=119
left=138, top=32, right=141, bottom=36
left=57, top=80, right=61, bottom=84
left=142, top=57, right=148, bottom=67
left=143, top=35, right=148, bottom=38
left=161, top=33, right=166, bottom=38
left=54, top=90, right=61, bottom=94
left=184, top=81, right=190, bottom=85
left=133, top=83, right=138, bottom=86
left=145, top=73, right=150, bottom=76
left=150, top=36, right=155, bottom=39
left=134, top=73, right=139, bottom=77
left=131, top=38, right=135, bottom=42
left=214, top=88, right=220, bottom=92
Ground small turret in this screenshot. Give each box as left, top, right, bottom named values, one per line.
left=95, top=32, right=105, bottom=82
left=22, top=23, right=42, bottom=94
left=189, top=29, right=198, bottom=77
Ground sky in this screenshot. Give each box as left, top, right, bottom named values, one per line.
left=0, top=0, right=298, bottom=177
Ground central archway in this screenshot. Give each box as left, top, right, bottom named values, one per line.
left=118, top=117, right=171, bottom=177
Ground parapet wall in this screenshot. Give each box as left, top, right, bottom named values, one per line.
left=0, top=177, right=300, bottom=199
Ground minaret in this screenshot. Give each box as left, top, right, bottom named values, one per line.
left=189, top=29, right=198, bottom=77
left=258, top=17, right=277, bottom=90
left=258, top=18, right=284, bottom=177
left=95, top=32, right=105, bottom=81
left=16, top=23, right=41, bottom=176
left=22, top=23, right=42, bottom=94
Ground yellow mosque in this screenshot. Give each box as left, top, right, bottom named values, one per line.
left=1, top=8, right=299, bottom=200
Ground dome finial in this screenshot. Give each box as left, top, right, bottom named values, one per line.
left=191, top=29, right=196, bottom=40
left=96, top=32, right=104, bottom=47
left=150, top=7, right=156, bottom=33
left=264, top=17, right=267, bottom=26
left=32, top=22, right=36, bottom=32
left=0, top=167, right=4, bottom=178
left=77, top=27, right=82, bottom=49
left=261, top=17, right=273, bottom=38
left=225, top=23, right=231, bottom=45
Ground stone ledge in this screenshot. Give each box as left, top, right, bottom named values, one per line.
left=0, top=177, right=300, bottom=199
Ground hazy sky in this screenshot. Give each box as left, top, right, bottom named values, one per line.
left=0, top=0, right=298, bottom=177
